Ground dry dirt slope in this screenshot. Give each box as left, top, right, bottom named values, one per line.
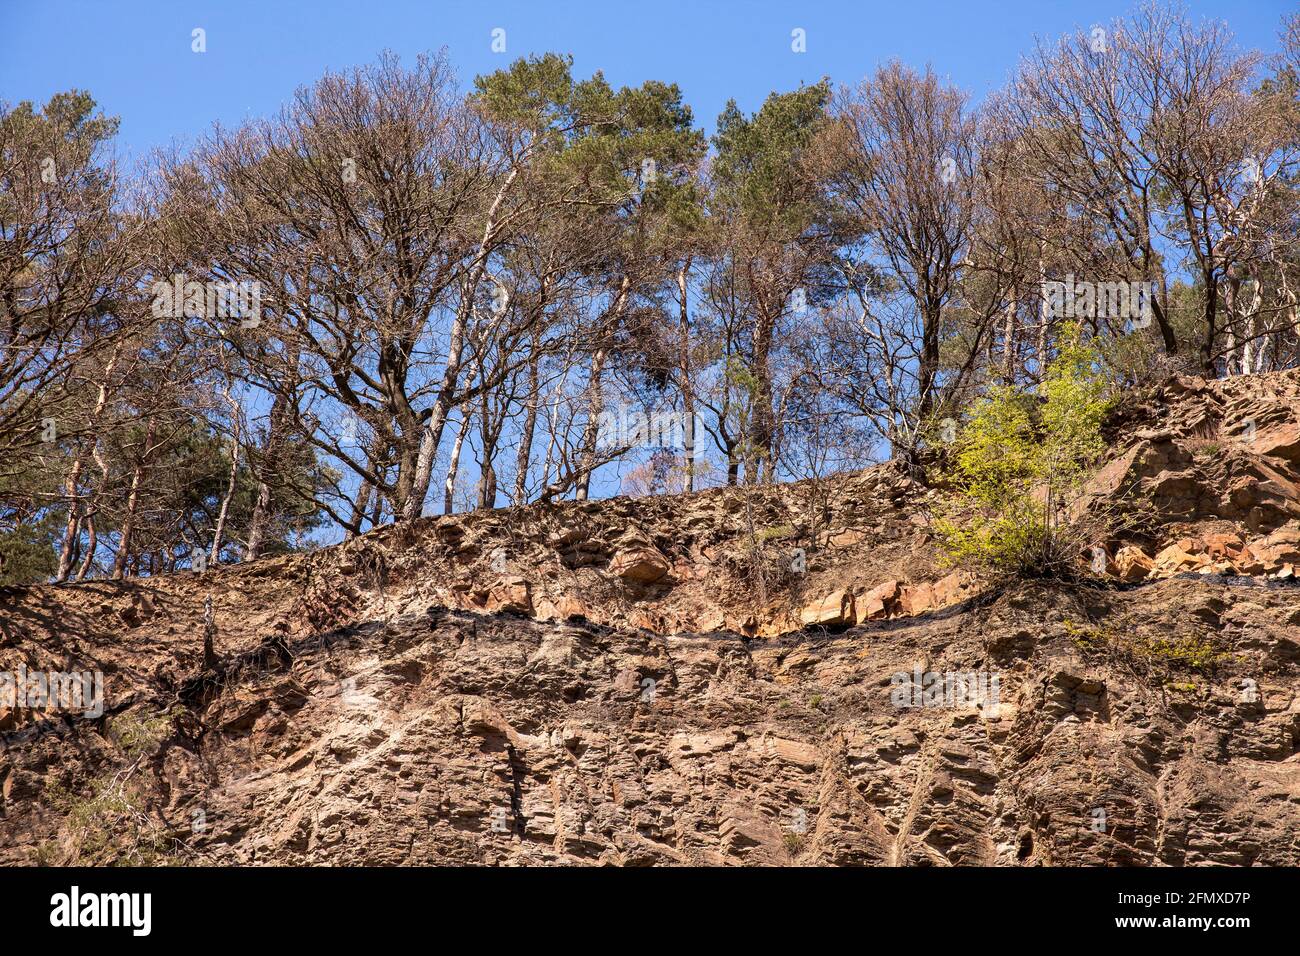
left=2, top=370, right=1300, bottom=865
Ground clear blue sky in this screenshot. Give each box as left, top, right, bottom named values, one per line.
left=2, top=0, right=1293, bottom=165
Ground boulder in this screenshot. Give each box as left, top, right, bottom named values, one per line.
left=1250, top=524, right=1300, bottom=570
left=1143, top=470, right=1201, bottom=512
left=1113, top=545, right=1154, bottom=582
left=556, top=594, right=589, bottom=621
left=609, top=546, right=672, bottom=584
left=1232, top=545, right=1267, bottom=576
left=931, top=571, right=970, bottom=606
left=1201, top=531, right=1245, bottom=560
left=695, top=607, right=726, bottom=632
left=1086, top=444, right=1143, bottom=498
left=462, top=697, right=513, bottom=738
left=1248, top=420, right=1300, bottom=465
left=830, top=529, right=866, bottom=548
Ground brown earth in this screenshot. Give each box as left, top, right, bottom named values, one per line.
left=2, top=369, right=1299, bottom=865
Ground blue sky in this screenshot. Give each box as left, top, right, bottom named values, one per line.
left=2, top=0, right=1294, bottom=165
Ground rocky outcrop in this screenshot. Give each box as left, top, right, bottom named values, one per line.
left=1094, top=371, right=1300, bottom=524
left=2, top=368, right=1300, bottom=866
left=1072, top=369, right=1300, bottom=586
left=4, top=572, right=1297, bottom=867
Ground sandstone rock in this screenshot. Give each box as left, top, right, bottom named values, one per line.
left=931, top=570, right=970, bottom=606
left=1250, top=524, right=1300, bottom=570
left=486, top=575, right=532, bottom=614
left=1248, top=420, right=1300, bottom=464
left=609, top=546, right=671, bottom=584
left=548, top=528, right=586, bottom=547
left=800, top=589, right=854, bottom=627
left=556, top=594, right=588, bottom=621
left=755, top=735, right=821, bottom=770
left=695, top=607, right=726, bottom=632
left=719, top=808, right=777, bottom=859
left=1152, top=542, right=1210, bottom=575
left=830, top=529, right=866, bottom=548
left=462, top=697, right=512, bottom=738
left=1201, top=531, right=1245, bottom=559
left=1144, top=470, right=1201, bottom=510
left=854, top=579, right=900, bottom=622
left=1086, top=444, right=1143, bottom=498
left=1232, top=546, right=1267, bottom=576
left=898, top=581, right=936, bottom=615
left=8, top=365, right=1300, bottom=869
left=1113, top=545, right=1154, bottom=582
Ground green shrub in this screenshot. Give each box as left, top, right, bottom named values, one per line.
left=1137, top=634, right=1224, bottom=673
left=1066, top=618, right=1225, bottom=679
left=40, top=712, right=184, bottom=866
left=934, top=325, right=1110, bottom=577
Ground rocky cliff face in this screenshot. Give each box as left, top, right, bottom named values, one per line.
left=2, top=371, right=1299, bottom=866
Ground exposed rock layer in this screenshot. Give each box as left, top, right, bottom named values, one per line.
left=1, top=369, right=1299, bottom=865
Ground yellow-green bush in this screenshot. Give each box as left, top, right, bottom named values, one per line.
left=934, top=325, right=1110, bottom=577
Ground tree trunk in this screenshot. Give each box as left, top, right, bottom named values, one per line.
left=917, top=300, right=941, bottom=421
left=75, top=514, right=97, bottom=581
left=512, top=349, right=540, bottom=505
left=75, top=427, right=114, bottom=581
left=1200, top=273, right=1220, bottom=377
left=403, top=166, right=521, bottom=521
left=346, top=434, right=388, bottom=539
left=444, top=414, right=471, bottom=515
left=210, top=387, right=242, bottom=564
left=477, top=422, right=500, bottom=511
left=574, top=347, right=608, bottom=502
left=112, top=418, right=157, bottom=580
left=676, top=261, right=696, bottom=493
left=247, top=479, right=273, bottom=555
left=55, top=457, right=85, bottom=582
left=56, top=348, right=120, bottom=581
left=246, top=391, right=289, bottom=559
left=1002, top=284, right=1018, bottom=384
left=575, top=276, right=631, bottom=501
left=748, top=303, right=775, bottom=484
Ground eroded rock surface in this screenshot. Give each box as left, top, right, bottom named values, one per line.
left=2, top=368, right=1299, bottom=866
